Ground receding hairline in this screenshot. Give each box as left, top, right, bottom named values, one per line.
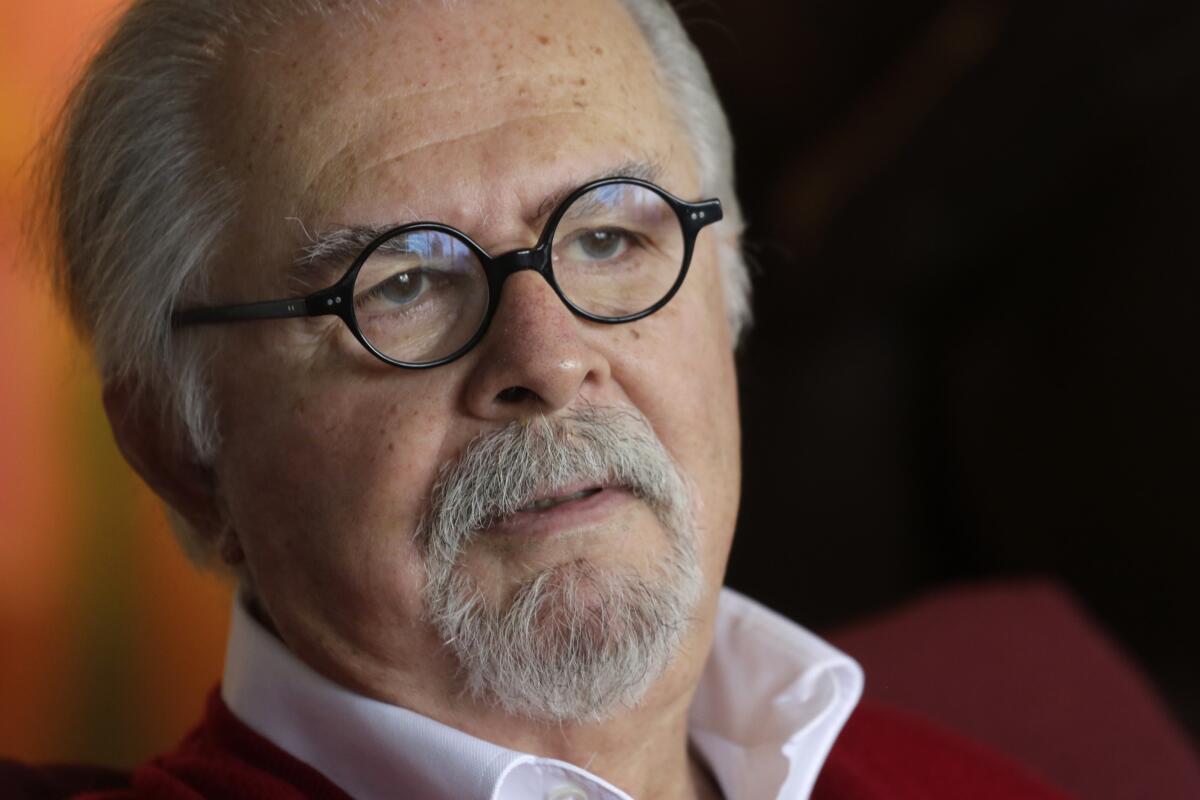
left=202, top=0, right=691, bottom=206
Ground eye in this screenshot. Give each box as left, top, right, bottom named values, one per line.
left=563, top=228, right=631, bottom=262
left=380, top=270, right=425, bottom=305
left=356, top=268, right=429, bottom=312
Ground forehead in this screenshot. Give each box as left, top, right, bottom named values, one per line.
left=213, top=0, right=689, bottom=234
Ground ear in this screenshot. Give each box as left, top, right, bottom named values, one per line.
left=102, top=379, right=240, bottom=564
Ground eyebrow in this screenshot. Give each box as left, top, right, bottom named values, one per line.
left=288, top=159, right=667, bottom=285
left=534, top=160, right=665, bottom=218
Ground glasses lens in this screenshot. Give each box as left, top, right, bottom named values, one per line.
left=351, top=229, right=489, bottom=364
left=551, top=182, right=685, bottom=318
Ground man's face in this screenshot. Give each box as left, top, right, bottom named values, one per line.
left=205, top=0, right=740, bottom=726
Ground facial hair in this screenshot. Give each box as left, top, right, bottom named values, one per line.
left=416, top=407, right=702, bottom=723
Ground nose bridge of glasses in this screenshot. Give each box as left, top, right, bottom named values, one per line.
left=491, top=243, right=552, bottom=283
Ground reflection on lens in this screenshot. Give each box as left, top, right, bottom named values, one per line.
left=351, top=229, right=488, bottom=364
left=551, top=183, right=684, bottom=318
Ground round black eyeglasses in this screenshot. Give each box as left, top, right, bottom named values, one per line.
left=172, top=177, right=723, bottom=368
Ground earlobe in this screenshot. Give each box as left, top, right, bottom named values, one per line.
left=102, top=379, right=224, bottom=552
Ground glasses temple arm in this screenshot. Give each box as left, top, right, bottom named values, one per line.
left=172, top=294, right=341, bottom=327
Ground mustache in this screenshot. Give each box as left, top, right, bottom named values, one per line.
left=416, top=406, right=692, bottom=566
left=419, top=407, right=705, bottom=722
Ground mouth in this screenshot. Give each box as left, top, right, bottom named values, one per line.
left=485, top=484, right=631, bottom=538
left=516, top=486, right=604, bottom=513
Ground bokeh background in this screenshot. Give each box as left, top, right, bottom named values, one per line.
left=1, top=0, right=1196, bottom=768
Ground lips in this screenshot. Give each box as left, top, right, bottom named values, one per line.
left=516, top=486, right=603, bottom=513
left=481, top=482, right=633, bottom=539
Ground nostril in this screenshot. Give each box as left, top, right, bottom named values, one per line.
left=496, top=386, right=540, bottom=405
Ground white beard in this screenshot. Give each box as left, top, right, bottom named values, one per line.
left=418, top=408, right=702, bottom=722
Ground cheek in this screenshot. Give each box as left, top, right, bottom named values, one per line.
left=211, top=356, right=460, bottom=632
left=613, top=251, right=741, bottom=569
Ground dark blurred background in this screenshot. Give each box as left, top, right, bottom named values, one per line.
left=686, top=0, right=1198, bottom=737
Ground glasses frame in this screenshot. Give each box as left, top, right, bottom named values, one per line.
left=172, top=177, right=724, bottom=368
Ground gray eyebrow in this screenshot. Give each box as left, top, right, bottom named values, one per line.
left=288, top=159, right=667, bottom=281
left=534, top=160, right=666, bottom=219
left=293, top=223, right=394, bottom=278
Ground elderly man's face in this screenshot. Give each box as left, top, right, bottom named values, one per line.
left=205, top=0, right=740, bottom=724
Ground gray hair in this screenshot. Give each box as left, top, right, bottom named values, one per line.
left=41, top=0, right=749, bottom=560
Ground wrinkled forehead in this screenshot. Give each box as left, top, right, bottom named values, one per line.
left=208, top=0, right=687, bottom=227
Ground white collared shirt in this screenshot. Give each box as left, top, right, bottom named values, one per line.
left=222, top=587, right=863, bottom=800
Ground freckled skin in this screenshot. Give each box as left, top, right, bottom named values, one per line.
left=203, top=1, right=739, bottom=798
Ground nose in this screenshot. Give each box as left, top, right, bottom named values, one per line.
left=462, top=269, right=611, bottom=420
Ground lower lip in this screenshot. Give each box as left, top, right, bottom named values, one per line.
left=486, top=487, right=634, bottom=538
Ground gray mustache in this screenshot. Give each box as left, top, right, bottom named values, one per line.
left=417, top=407, right=688, bottom=563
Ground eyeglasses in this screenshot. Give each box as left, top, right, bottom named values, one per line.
left=172, top=177, right=723, bottom=368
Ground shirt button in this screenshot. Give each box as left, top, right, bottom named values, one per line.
left=547, top=783, right=589, bottom=800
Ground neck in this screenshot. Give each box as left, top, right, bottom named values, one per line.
left=428, top=593, right=724, bottom=799
left=430, top=625, right=719, bottom=799
left=392, top=599, right=723, bottom=799
left=247, top=587, right=726, bottom=798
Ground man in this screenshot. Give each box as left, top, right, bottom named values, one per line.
left=39, top=0, right=1068, bottom=798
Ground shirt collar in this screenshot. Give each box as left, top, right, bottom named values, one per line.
left=689, top=589, right=864, bottom=799
left=222, top=587, right=862, bottom=800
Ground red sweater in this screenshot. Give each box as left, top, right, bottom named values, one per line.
left=69, top=691, right=1069, bottom=799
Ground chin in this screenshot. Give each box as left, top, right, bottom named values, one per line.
left=425, top=550, right=702, bottom=724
